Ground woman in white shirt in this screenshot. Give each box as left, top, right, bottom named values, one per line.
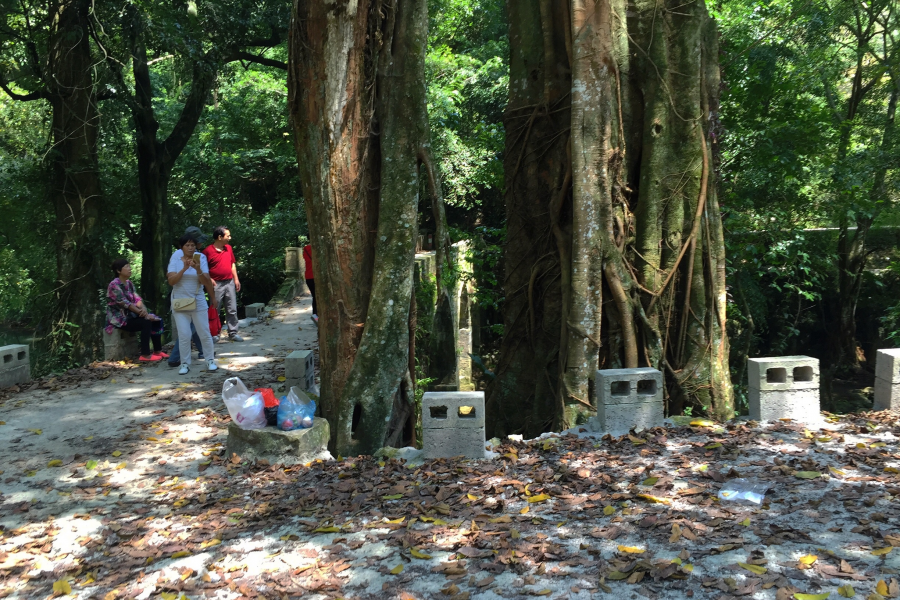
left=167, top=234, right=219, bottom=374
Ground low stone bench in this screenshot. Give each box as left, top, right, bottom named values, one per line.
left=103, top=328, right=140, bottom=361
left=874, top=349, right=900, bottom=411
left=0, top=344, right=30, bottom=388
left=422, top=391, right=485, bottom=459
left=225, top=418, right=330, bottom=465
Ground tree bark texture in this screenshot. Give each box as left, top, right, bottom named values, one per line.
left=489, top=0, right=733, bottom=437
left=289, top=0, right=433, bottom=456
left=47, top=0, right=108, bottom=365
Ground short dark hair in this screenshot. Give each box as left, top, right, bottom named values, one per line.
left=213, top=226, right=229, bottom=240
left=111, top=258, right=129, bottom=276
left=177, top=234, right=198, bottom=249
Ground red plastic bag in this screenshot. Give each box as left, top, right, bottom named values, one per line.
left=208, top=306, right=222, bottom=337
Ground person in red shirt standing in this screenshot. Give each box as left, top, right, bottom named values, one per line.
left=303, top=243, right=317, bottom=323
left=203, top=226, right=243, bottom=342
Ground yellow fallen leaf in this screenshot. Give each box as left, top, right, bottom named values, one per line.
left=690, top=419, right=716, bottom=427
left=116, top=462, right=127, bottom=470
left=705, top=443, right=723, bottom=449
left=837, top=583, right=855, bottom=597
left=739, top=518, right=751, bottom=526
left=528, top=493, right=550, bottom=503
left=637, top=493, right=671, bottom=505
left=876, top=580, right=889, bottom=595
left=200, top=539, right=221, bottom=549
left=618, top=545, right=645, bottom=554
left=629, top=435, right=646, bottom=445
left=390, top=563, right=404, bottom=574
left=28, top=429, right=42, bottom=435
left=53, top=579, right=72, bottom=595
left=798, top=554, right=817, bottom=565
left=738, top=562, right=767, bottom=575
left=47, top=459, right=62, bottom=467
left=277, top=376, right=286, bottom=382
left=519, top=506, right=529, bottom=514
left=885, top=467, right=900, bottom=474
left=313, top=526, right=340, bottom=533
left=534, top=590, right=551, bottom=596
left=490, top=515, right=512, bottom=523
left=410, top=547, right=432, bottom=559
left=694, top=464, right=708, bottom=472
left=112, top=451, right=122, bottom=457
left=793, top=594, right=830, bottom=600
left=83, top=436, right=92, bottom=441
left=161, top=593, right=177, bottom=600
left=511, top=528, right=521, bottom=539
left=642, top=477, right=659, bottom=486
left=171, top=550, right=190, bottom=558
left=682, top=563, right=694, bottom=572
left=467, top=493, right=478, bottom=500
left=829, top=466, right=846, bottom=476
left=871, top=442, right=886, bottom=448
left=0, top=421, right=5, bottom=425
left=794, top=471, right=821, bottom=479
left=386, top=517, right=405, bottom=524
left=871, top=547, right=893, bottom=556
left=382, top=494, right=403, bottom=500
left=603, top=505, right=616, bottom=516
left=607, top=571, right=629, bottom=580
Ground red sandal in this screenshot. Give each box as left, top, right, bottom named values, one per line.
left=153, top=351, right=170, bottom=359
left=139, top=354, right=162, bottom=362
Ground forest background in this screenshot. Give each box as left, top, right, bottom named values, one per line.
left=0, top=0, right=898, bottom=433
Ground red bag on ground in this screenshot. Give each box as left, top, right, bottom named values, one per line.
left=208, top=306, right=222, bottom=337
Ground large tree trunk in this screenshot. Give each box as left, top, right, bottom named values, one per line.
left=489, top=0, right=732, bottom=437
left=289, top=0, right=433, bottom=456
left=47, top=0, right=107, bottom=365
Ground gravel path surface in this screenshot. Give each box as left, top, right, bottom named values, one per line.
left=1, top=297, right=899, bottom=600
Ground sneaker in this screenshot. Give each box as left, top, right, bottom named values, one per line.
left=212, top=335, right=220, bottom=343
left=311, top=314, right=319, bottom=324
left=230, top=333, right=244, bottom=342
left=207, top=358, right=218, bottom=372
left=153, top=351, right=170, bottom=359
left=139, top=354, right=162, bottom=362
left=178, top=363, right=189, bottom=375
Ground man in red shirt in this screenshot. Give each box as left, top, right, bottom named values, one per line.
left=203, top=226, right=243, bottom=342
left=303, top=243, right=317, bottom=323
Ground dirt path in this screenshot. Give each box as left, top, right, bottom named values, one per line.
left=1, top=299, right=900, bottom=600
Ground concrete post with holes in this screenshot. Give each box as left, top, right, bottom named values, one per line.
left=0, top=345, right=30, bottom=388
left=874, top=349, right=900, bottom=411
left=589, top=368, right=664, bottom=433
left=285, top=350, right=315, bottom=392
left=747, top=356, right=820, bottom=422
left=245, top=303, right=266, bottom=318
left=422, top=391, right=485, bottom=459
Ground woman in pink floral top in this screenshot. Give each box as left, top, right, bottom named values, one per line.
left=106, top=258, right=166, bottom=362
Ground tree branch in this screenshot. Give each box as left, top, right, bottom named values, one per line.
left=0, top=77, right=48, bottom=101
left=228, top=50, right=287, bottom=70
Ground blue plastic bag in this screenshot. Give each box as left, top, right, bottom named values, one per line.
left=277, top=386, right=316, bottom=431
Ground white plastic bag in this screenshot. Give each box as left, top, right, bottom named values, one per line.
left=718, top=478, right=771, bottom=505
left=222, top=377, right=267, bottom=430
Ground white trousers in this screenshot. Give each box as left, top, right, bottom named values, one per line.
left=172, top=308, right=215, bottom=366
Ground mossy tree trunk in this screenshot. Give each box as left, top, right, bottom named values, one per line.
left=289, top=0, right=439, bottom=456
left=488, top=0, right=732, bottom=437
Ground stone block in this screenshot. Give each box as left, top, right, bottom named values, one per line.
left=596, top=368, right=663, bottom=406
left=873, top=376, right=900, bottom=411
left=592, top=400, right=664, bottom=434
left=285, top=350, right=315, bottom=391
left=285, top=247, right=302, bottom=277
left=422, top=391, right=485, bottom=459
left=245, top=303, right=266, bottom=318
left=423, top=427, right=486, bottom=460
left=0, top=344, right=30, bottom=388
left=422, top=391, right=485, bottom=429
left=225, top=418, right=330, bottom=465
left=103, top=328, right=140, bottom=360
left=748, top=356, right=818, bottom=391
left=875, top=349, right=900, bottom=384
left=748, top=388, right=820, bottom=423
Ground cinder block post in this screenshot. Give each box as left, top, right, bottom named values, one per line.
left=245, top=303, right=266, bottom=318
left=590, top=368, right=664, bottom=433
left=747, top=356, right=820, bottom=422
left=0, top=345, right=30, bottom=388
left=285, top=350, right=315, bottom=391
left=874, top=349, right=900, bottom=411
left=102, top=329, right=140, bottom=361
left=422, top=391, right=485, bottom=459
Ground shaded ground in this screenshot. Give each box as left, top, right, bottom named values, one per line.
left=1, top=297, right=900, bottom=599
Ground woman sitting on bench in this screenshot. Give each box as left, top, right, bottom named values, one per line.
left=105, top=258, right=166, bottom=362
